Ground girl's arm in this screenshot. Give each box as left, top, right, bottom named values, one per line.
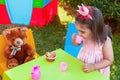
left=94, top=38, right=114, bottom=70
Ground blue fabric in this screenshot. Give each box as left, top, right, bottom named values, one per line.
left=43, top=0, right=51, bottom=7
left=5, top=0, right=33, bottom=25
left=64, top=23, right=83, bottom=58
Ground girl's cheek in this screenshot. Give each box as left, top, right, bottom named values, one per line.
left=79, top=34, right=85, bottom=39
left=79, top=34, right=83, bottom=38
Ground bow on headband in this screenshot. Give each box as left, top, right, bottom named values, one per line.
left=77, top=4, right=92, bottom=20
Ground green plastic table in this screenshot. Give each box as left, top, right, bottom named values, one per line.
left=3, top=49, right=108, bottom=80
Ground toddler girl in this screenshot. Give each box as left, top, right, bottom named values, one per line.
left=72, top=4, right=114, bottom=78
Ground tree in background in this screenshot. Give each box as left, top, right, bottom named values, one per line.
left=59, top=0, right=120, bottom=33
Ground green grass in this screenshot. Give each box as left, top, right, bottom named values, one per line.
left=30, top=18, right=66, bottom=55
left=110, top=35, right=120, bottom=80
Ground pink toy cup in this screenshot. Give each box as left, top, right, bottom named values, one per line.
left=31, top=65, right=41, bottom=80
left=60, top=62, right=67, bottom=72
left=75, top=35, right=83, bottom=44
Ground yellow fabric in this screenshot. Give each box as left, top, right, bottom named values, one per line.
left=0, top=29, right=39, bottom=76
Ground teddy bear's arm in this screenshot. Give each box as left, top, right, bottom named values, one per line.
left=5, top=46, right=13, bottom=59
left=25, top=44, right=35, bottom=57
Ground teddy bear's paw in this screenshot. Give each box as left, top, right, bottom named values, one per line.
left=8, top=63, right=18, bottom=69
left=24, top=56, right=35, bottom=62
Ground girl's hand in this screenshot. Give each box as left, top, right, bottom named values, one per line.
left=83, top=63, right=95, bottom=72
left=72, top=33, right=78, bottom=46
left=72, top=33, right=83, bottom=46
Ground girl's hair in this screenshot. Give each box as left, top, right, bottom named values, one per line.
left=75, top=6, right=112, bottom=44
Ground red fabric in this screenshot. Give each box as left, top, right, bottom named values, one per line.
left=30, top=0, right=58, bottom=27
left=0, top=0, right=57, bottom=27
left=0, top=4, right=11, bottom=24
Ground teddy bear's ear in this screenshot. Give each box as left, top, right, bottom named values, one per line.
left=20, top=27, right=28, bottom=33
left=2, top=30, right=11, bottom=37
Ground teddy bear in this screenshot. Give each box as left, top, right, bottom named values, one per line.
left=2, top=27, right=35, bottom=69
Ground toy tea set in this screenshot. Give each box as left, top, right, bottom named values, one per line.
left=31, top=34, right=84, bottom=80
left=31, top=51, right=68, bottom=80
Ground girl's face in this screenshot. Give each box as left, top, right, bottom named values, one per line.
left=75, top=22, right=93, bottom=40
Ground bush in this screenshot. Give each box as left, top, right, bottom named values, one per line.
left=59, top=0, right=120, bottom=33
left=59, top=0, right=120, bottom=19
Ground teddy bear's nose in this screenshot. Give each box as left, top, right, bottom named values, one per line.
left=17, top=41, right=20, bottom=44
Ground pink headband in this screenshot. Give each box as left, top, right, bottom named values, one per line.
left=77, top=4, right=92, bottom=20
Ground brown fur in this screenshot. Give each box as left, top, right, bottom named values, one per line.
left=3, top=27, right=35, bottom=69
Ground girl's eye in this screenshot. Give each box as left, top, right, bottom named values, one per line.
left=81, top=31, right=85, bottom=33
left=79, top=31, right=85, bottom=34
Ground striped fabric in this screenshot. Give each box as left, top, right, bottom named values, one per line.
left=77, top=37, right=111, bottom=78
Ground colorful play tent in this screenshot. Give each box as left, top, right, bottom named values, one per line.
left=0, top=0, right=58, bottom=27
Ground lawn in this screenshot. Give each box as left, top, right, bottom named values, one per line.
left=0, top=6, right=120, bottom=80
left=110, top=35, right=120, bottom=80
left=31, top=18, right=66, bottom=55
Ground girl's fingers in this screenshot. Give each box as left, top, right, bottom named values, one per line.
left=83, top=68, right=90, bottom=72
left=83, top=64, right=88, bottom=72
